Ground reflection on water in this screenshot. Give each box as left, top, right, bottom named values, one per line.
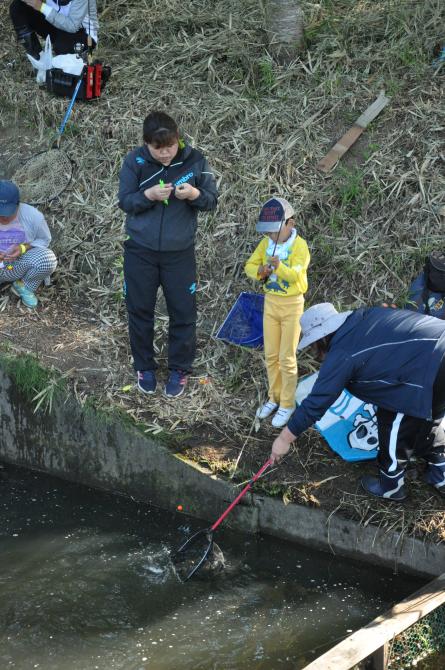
left=0, top=464, right=422, bottom=669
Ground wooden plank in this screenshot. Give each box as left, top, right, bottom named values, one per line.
left=356, top=91, right=390, bottom=129
left=316, top=91, right=390, bottom=173
left=302, top=573, right=445, bottom=670
left=369, top=642, right=389, bottom=670
left=317, top=125, right=364, bottom=173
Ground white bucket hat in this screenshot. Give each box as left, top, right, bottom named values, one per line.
left=298, top=303, right=353, bottom=351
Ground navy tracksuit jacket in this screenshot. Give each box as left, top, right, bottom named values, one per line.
left=289, top=307, right=445, bottom=475
left=288, top=307, right=445, bottom=435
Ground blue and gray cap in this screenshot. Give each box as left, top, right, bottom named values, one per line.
left=256, top=197, right=294, bottom=233
left=0, top=181, right=20, bottom=217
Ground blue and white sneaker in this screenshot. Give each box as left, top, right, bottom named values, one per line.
left=164, top=370, right=187, bottom=398
left=137, top=370, right=157, bottom=394
left=11, top=281, right=38, bottom=309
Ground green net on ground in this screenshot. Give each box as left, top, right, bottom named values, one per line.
left=387, top=604, right=445, bottom=668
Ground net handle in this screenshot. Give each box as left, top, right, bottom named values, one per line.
left=57, top=69, right=85, bottom=140
left=210, top=458, right=272, bottom=532
left=262, top=215, right=284, bottom=285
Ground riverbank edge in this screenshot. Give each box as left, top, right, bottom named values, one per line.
left=0, top=362, right=443, bottom=578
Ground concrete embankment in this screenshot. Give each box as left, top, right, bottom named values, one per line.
left=0, top=364, right=443, bottom=578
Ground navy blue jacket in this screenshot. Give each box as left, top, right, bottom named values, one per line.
left=118, top=144, right=218, bottom=251
left=288, top=307, right=445, bottom=437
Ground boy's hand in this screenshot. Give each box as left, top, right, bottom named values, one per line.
left=258, top=265, right=273, bottom=279
left=175, top=183, right=200, bottom=201
left=144, top=183, right=173, bottom=202
left=268, top=256, right=280, bottom=269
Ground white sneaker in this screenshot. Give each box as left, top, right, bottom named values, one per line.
left=272, top=407, right=294, bottom=428
left=256, top=400, right=278, bottom=419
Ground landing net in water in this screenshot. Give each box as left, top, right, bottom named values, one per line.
left=172, top=530, right=225, bottom=582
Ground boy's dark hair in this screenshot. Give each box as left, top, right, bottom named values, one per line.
left=143, top=111, right=179, bottom=147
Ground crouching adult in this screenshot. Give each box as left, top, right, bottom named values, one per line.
left=10, top=0, right=98, bottom=59
left=270, top=303, right=445, bottom=501
left=0, top=181, right=57, bottom=309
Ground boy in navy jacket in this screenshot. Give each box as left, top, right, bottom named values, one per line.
left=119, top=111, right=218, bottom=398
left=270, top=303, right=445, bottom=501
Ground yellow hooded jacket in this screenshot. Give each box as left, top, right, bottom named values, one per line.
left=244, top=234, right=310, bottom=296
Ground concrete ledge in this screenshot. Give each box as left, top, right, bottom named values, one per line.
left=0, top=366, right=444, bottom=578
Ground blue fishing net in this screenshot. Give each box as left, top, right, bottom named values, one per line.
left=216, top=292, right=264, bottom=349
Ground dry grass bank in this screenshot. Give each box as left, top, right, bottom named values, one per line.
left=0, top=0, right=444, bottom=541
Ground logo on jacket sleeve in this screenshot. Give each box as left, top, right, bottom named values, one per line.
left=136, top=157, right=145, bottom=165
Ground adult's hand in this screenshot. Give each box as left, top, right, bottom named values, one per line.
left=144, top=183, right=173, bottom=202
left=22, top=0, right=43, bottom=10
left=270, top=427, right=296, bottom=464
left=175, top=183, right=200, bottom=201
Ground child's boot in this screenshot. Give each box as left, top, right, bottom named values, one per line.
left=360, top=469, right=407, bottom=501
left=11, top=281, right=38, bottom=309
left=424, top=453, right=445, bottom=494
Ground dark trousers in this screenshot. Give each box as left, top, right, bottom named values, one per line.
left=124, top=241, right=197, bottom=374
left=377, top=355, right=445, bottom=474
left=10, top=0, right=93, bottom=54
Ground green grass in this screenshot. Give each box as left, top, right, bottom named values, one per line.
left=0, top=352, right=66, bottom=413
left=363, top=142, right=381, bottom=160
left=258, top=58, right=275, bottom=90
left=334, top=167, right=367, bottom=216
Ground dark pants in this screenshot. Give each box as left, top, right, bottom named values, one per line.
left=10, top=0, right=93, bottom=54
left=124, top=240, right=197, bottom=373
left=377, top=354, right=445, bottom=474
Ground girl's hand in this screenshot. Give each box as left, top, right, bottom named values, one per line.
left=144, top=183, right=173, bottom=202
left=3, top=245, right=22, bottom=260
left=175, top=183, right=200, bottom=200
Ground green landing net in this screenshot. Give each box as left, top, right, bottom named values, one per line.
left=387, top=604, right=445, bottom=669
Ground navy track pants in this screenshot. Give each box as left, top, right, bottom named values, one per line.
left=124, top=240, right=197, bottom=373
left=377, top=355, right=445, bottom=479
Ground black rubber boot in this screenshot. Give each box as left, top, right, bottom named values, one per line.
left=361, top=470, right=407, bottom=501
left=15, top=27, right=41, bottom=59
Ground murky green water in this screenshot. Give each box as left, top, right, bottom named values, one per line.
left=0, top=463, right=422, bottom=669
left=419, top=655, right=445, bottom=669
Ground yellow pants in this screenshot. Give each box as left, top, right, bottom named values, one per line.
left=263, top=293, right=305, bottom=409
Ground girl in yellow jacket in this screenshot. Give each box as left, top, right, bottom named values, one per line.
left=245, top=197, right=310, bottom=428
